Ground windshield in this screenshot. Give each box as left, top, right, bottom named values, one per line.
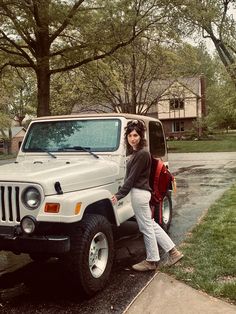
left=22, top=119, right=121, bottom=152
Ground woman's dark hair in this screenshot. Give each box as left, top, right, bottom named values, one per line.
left=125, top=119, right=147, bottom=153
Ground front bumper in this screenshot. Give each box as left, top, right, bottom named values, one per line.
left=0, top=227, right=70, bottom=255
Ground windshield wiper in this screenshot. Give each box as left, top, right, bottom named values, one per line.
left=74, top=146, right=99, bottom=159
left=30, top=147, right=57, bottom=159
left=59, top=146, right=99, bottom=159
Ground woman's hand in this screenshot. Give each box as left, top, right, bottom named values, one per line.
left=111, top=195, right=118, bottom=205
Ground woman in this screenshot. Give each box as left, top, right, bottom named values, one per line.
left=111, top=119, right=183, bottom=271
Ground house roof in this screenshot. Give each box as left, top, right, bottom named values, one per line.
left=0, top=127, right=26, bottom=139
left=11, top=127, right=26, bottom=137
left=148, top=76, right=201, bottom=99
left=71, top=76, right=202, bottom=113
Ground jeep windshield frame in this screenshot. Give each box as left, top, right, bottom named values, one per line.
left=22, top=118, right=121, bottom=153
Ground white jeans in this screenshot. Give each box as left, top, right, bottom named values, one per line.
left=131, top=188, right=175, bottom=262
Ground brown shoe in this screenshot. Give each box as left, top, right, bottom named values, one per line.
left=164, top=249, right=183, bottom=266
left=132, top=260, right=158, bottom=272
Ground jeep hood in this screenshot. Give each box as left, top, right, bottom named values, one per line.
left=0, top=159, right=119, bottom=195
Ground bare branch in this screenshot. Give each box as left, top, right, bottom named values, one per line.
left=1, top=3, right=36, bottom=56
left=50, top=42, right=88, bottom=57
left=50, top=0, right=85, bottom=44
left=50, top=27, right=147, bottom=74
left=0, top=45, right=24, bottom=57
left=0, top=30, right=35, bottom=68
left=218, top=0, right=230, bottom=41
left=225, top=42, right=236, bottom=55
left=0, top=62, right=32, bottom=73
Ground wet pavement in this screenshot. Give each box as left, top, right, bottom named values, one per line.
left=0, top=152, right=235, bottom=313
left=168, top=152, right=236, bottom=244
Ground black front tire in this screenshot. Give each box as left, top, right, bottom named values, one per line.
left=63, top=214, right=114, bottom=297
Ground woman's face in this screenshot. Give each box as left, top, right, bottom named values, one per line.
left=127, top=129, right=141, bottom=150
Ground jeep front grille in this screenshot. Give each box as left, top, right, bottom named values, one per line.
left=0, top=185, right=21, bottom=223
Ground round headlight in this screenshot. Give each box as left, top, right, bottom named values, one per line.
left=21, top=216, right=36, bottom=234
left=22, top=187, right=41, bottom=209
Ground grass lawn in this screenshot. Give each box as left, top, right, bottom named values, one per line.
left=168, top=133, right=236, bottom=153
left=163, top=184, right=236, bottom=304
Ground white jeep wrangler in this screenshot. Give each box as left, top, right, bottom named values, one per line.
left=0, top=113, right=172, bottom=296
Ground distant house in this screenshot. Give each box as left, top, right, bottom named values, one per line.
left=0, top=127, right=26, bottom=154
left=71, top=75, right=207, bottom=139
left=148, top=76, right=207, bottom=138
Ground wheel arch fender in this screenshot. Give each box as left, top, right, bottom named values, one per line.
left=84, top=198, right=117, bottom=225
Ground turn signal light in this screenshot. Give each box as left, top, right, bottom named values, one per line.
left=75, top=202, right=82, bottom=215
left=44, top=203, right=60, bottom=213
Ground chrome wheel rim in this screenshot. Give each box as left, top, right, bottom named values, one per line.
left=89, top=232, right=109, bottom=278
left=162, top=196, right=170, bottom=225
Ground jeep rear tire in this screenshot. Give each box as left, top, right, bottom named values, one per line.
left=161, top=191, right=172, bottom=231
left=63, top=214, right=114, bottom=297
left=153, top=191, right=172, bottom=232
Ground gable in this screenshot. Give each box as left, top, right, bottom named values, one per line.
left=13, top=129, right=26, bottom=138
left=160, top=78, right=200, bottom=100
left=0, top=127, right=26, bottom=139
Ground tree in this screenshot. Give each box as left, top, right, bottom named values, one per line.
left=50, top=70, right=86, bottom=115
left=170, top=43, right=216, bottom=81
left=0, top=83, right=12, bottom=153
left=179, top=0, right=236, bottom=86
left=1, top=69, right=36, bottom=121
left=0, top=94, right=11, bottom=131
left=0, top=68, right=36, bottom=152
left=71, top=8, right=188, bottom=116
left=206, top=57, right=236, bottom=131
left=0, top=0, right=176, bottom=116
left=71, top=40, right=218, bottom=116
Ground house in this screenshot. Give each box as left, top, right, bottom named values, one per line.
left=147, top=75, right=207, bottom=138
left=0, top=127, right=26, bottom=154
left=71, top=75, right=207, bottom=139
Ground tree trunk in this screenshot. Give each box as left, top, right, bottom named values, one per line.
left=7, top=128, right=12, bottom=155
left=131, top=52, right=137, bottom=114
left=35, top=0, right=51, bottom=117
left=36, top=66, right=51, bottom=117
left=210, top=36, right=236, bottom=88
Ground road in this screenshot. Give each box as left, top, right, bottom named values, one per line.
left=0, top=152, right=235, bottom=313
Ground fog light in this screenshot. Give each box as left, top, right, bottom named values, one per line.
left=21, top=216, right=36, bottom=234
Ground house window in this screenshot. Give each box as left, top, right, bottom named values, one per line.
left=0, top=140, right=4, bottom=149
left=170, top=98, right=184, bottom=110
left=172, top=121, right=184, bottom=132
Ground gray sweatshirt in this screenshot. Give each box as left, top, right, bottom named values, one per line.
left=115, top=148, right=151, bottom=200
